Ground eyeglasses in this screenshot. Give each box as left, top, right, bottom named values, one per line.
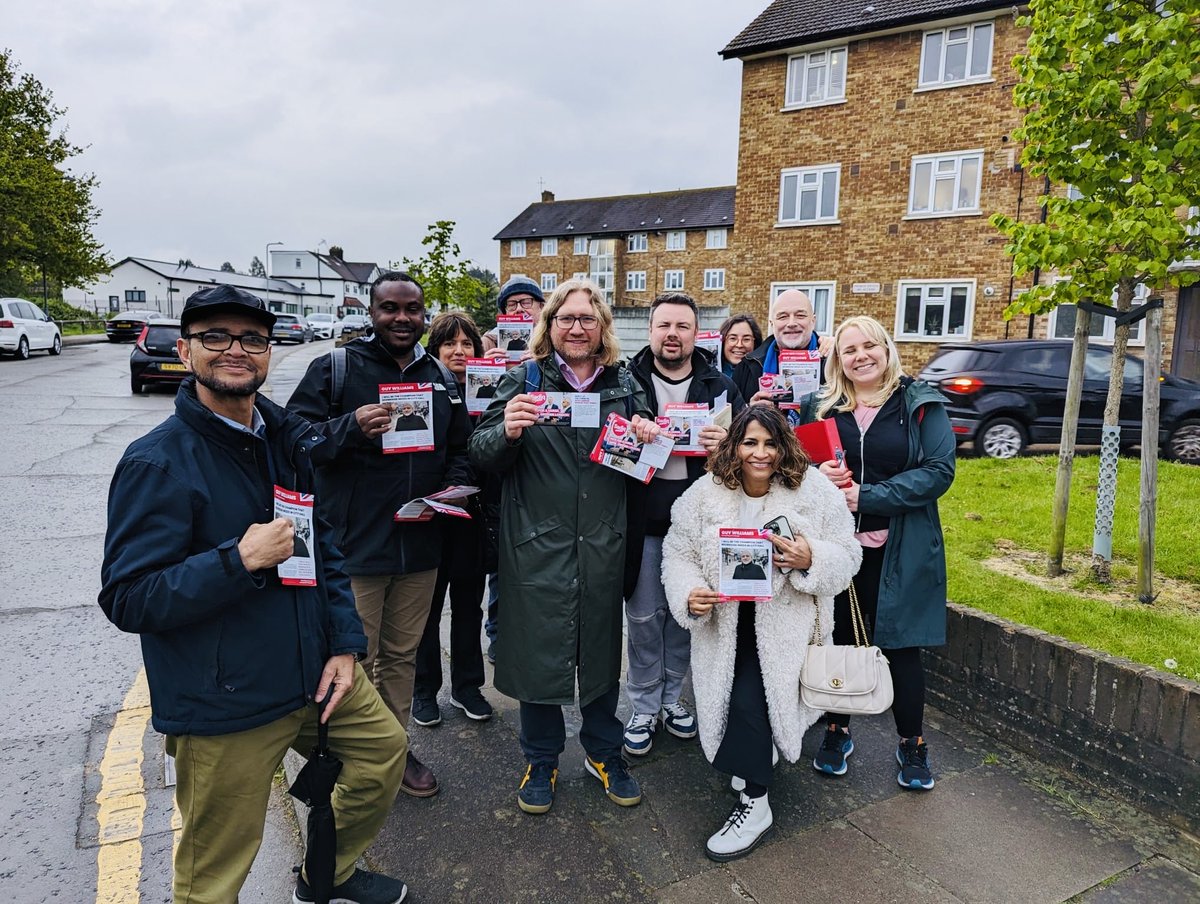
left=552, top=314, right=599, bottom=329
left=505, top=298, right=541, bottom=312
left=184, top=330, right=271, bottom=354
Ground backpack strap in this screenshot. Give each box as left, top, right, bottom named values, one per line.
left=524, top=359, right=543, bottom=393
left=429, top=357, right=462, bottom=404
left=328, top=345, right=348, bottom=417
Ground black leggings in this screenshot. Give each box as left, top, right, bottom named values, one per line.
left=826, top=543, right=925, bottom=739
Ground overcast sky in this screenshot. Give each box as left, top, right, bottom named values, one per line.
left=6, top=0, right=764, bottom=279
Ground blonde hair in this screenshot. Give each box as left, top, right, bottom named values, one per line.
left=815, top=315, right=904, bottom=419
left=529, top=278, right=622, bottom=368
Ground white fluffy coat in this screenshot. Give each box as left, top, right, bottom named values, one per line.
left=661, top=472, right=862, bottom=764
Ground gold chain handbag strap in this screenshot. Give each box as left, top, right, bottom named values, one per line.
left=810, top=580, right=869, bottom=647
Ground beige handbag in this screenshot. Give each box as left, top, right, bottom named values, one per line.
left=800, top=581, right=894, bottom=715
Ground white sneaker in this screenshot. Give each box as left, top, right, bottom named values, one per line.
left=705, top=792, right=774, bottom=862
left=659, top=702, right=698, bottom=739
left=730, top=744, right=779, bottom=792
left=622, top=712, right=657, bottom=756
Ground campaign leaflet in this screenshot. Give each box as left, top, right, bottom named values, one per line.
left=589, top=412, right=675, bottom=484
left=496, top=313, right=534, bottom=361
left=465, top=358, right=506, bottom=416
left=380, top=383, right=434, bottom=453
left=274, top=485, right=316, bottom=587
left=777, top=350, right=821, bottom=408
left=395, top=485, right=480, bottom=522
left=695, top=330, right=722, bottom=361
left=658, top=402, right=711, bottom=457
left=531, top=391, right=601, bottom=428
left=718, top=527, right=774, bottom=602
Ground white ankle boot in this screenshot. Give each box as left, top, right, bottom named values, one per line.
left=731, top=745, right=780, bottom=792
left=705, top=792, right=774, bottom=861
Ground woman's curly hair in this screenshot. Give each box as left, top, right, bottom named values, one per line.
left=707, top=405, right=809, bottom=491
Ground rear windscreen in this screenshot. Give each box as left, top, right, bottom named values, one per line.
left=144, top=326, right=181, bottom=352
left=922, top=348, right=992, bottom=374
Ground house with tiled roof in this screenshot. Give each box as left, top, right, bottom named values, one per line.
left=267, top=249, right=383, bottom=315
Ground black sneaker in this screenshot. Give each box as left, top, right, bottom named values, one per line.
left=450, top=689, right=494, bottom=721
left=584, top=754, right=642, bottom=807
left=517, top=762, right=557, bottom=814
left=294, top=867, right=407, bottom=904
left=411, top=696, right=441, bottom=727
left=813, top=727, right=854, bottom=776
left=896, top=737, right=935, bottom=790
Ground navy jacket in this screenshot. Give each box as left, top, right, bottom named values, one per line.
left=99, top=379, right=367, bottom=737
left=730, top=334, right=825, bottom=404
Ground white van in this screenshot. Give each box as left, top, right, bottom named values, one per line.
left=0, top=298, right=62, bottom=359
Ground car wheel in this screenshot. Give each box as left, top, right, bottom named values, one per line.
left=130, top=375, right=144, bottom=395
left=978, top=417, right=1028, bottom=459
left=49, top=334, right=62, bottom=356
left=16, top=336, right=30, bottom=360
left=1167, top=419, right=1200, bottom=465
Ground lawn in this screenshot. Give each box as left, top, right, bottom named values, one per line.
left=940, top=455, right=1200, bottom=681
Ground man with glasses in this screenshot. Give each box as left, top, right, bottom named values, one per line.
left=732, top=288, right=832, bottom=411
left=100, top=285, right=410, bottom=904
left=470, top=279, right=657, bottom=816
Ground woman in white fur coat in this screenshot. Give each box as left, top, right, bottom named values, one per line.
left=662, top=405, right=861, bottom=862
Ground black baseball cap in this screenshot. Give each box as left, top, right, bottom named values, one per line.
left=180, top=285, right=276, bottom=334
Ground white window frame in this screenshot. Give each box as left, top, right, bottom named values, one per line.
left=663, top=270, right=685, bottom=291
left=665, top=231, right=686, bottom=251
left=510, top=239, right=526, bottom=258
left=627, top=232, right=648, bottom=253
left=777, top=163, right=841, bottom=226
left=540, top=273, right=558, bottom=292
left=626, top=271, right=647, bottom=292
left=573, top=236, right=589, bottom=255
left=572, top=271, right=587, bottom=280
left=917, top=21, right=994, bottom=90
left=1046, top=283, right=1151, bottom=346
left=769, top=281, right=836, bottom=335
left=706, top=228, right=728, bottom=249
left=541, top=238, right=557, bottom=256
left=784, top=46, right=848, bottom=109
left=703, top=269, right=726, bottom=291
left=906, top=150, right=984, bottom=218
left=895, top=279, right=976, bottom=341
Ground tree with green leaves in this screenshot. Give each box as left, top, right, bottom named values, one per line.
left=0, top=50, right=108, bottom=299
left=399, top=220, right=491, bottom=328
left=220, top=261, right=236, bottom=273
left=248, top=256, right=266, bottom=278
left=991, top=0, right=1200, bottom=585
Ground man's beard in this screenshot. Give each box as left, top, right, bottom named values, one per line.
left=555, top=343, right=599, bottom=365
left=653, top=344, right=690, bottom=369
left=776, top=331, right=809, bottom=350
left=195, top=368, right=265, bottom=398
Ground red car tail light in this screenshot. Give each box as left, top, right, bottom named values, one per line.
left=0, top=319, right=13, bottom=329
left=135, top=324, right=150, bottom=353
left=943, top=376, right=985, bottom=395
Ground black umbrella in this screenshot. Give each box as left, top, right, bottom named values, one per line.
left=289, top=699, right=342, bottom=904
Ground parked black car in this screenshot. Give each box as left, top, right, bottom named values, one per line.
left=918, top=340, right=1200, bottom=464
left=107, top=309, right=164, bottom=342
left=272, top=313, right=314, bottom=344
left=130, top=319, right=187, bottom=394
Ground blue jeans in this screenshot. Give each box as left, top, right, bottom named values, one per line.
left=518, top=683, right=622, bottom=766
left=624, top=536, right=691, bottom=716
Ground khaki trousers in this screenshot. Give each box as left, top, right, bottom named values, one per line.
left=168, top=664, right=406, bottom=904
left=350, top=570, right=439, bottom=727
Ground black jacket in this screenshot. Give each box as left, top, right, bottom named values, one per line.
left=730, top=334, right=825, bottom=404
left=99, top=378, right=366, bottom=737
left=287, top=338, right=472, bottom=576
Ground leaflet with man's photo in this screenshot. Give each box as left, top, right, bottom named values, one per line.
left=531, top=391, right=601, bottom=428
left=465, top=358, right=506, bottom=416
left=658, top=403, right=711, bottom=457
left=695, top=329, right=722, bottom=361
left=589, top=412, right=675, bottom=484
left=718, top=527, right=774, bottom=601
left=496, top=312, right=534, bottom=361
left=274, top=486, right=317, bottom=587
left=777, top=350, right=821, bottom=408
left=379, top=383, right=434, bottom=453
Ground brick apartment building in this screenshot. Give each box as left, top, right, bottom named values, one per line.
left=721, top=0, right=1197, bottom=375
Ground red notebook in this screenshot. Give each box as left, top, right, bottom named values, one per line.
left=793, top=419, right=844, bottom=464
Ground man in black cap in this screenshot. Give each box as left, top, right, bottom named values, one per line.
left=100, top=285, right=410, bottom=904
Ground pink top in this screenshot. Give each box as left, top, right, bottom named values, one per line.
left=852, top=403, right=889, bottom=549
left=554, top=352, right=604, bottom=392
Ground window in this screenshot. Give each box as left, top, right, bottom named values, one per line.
left=706, top=228, right=728, bottom=249
left=666, top=231, right=686, bottom=251
left=510, top=239, right=526, bottom=258
left=572, top=272, right=587, bottom=280
left=769, top=282, right=835, bottom=334
left=589, top=239, right=616, bottom=303
left=573, top=236, right=589, bottom=255
left=785, top=47, right=847, bottom=107
left=125, top=290, right=146, bottom=303
left=778, top=164, right=841, bottom=225
left=540, top=273, right=557, bottom=292
left=908, top=150, right=983, bottom=216
left=896, top=281, right=974, bottom=340
left=919, top=22, right=993, bottom=87
left=294, top=257, right=302, bottom=269
left=541, top=238, right=557, bottom=256
left=663, top=270, right=684, bottom=290
left=1048, top=284, right=1150, bottom=345
left=627, top=233, right=648, bottom=253
left=704, top=269, right=726, bottom=291
left=626, top=271, right=647, bottom=292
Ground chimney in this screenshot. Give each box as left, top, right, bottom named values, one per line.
left=541, top=190, right=555, bottom=203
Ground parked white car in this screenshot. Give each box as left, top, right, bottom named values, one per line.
left=0, top=298, right=62, bottom=359
left=306, top=312, right=336, bottom=339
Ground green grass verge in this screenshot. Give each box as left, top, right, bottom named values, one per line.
left=942, top=455, right=1200, bottom=681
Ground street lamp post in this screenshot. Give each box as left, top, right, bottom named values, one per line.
left=265, top=241, right=283, bottom=310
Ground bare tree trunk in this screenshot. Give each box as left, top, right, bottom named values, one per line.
left=1049, top=305, right=1093, bottom=577
left=1138, top=303, right=1162, bottom=603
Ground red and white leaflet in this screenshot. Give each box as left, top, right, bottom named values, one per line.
left=696, top=330, right=722, bottom=361
left=530, top=390, right=601, bottom=428
left=777, top=350, right=821, bottom=408
left=465, top=358, right=506, bottom=415
left=496, top=313, right=533, bottom=361
left=658, top=402, right=711, bottom=456
left=394, top=485, right=480, bottom=522
left=274, top=485, right=317, bottom=587
left=380, top=383, right=434, bottom=453
left=589, top=412, right=674, bottom=484
left=718, top=527, right=774, bottom=601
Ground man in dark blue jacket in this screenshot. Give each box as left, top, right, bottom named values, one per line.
left=731, top=289, right=831, bottom=417
left=100, top=286, right=409, bottom=904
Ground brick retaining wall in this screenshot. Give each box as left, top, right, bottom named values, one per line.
left=924, top=604, right=1200, bottom=834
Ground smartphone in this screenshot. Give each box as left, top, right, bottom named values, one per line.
left=762, top=515, right=795, bottom=574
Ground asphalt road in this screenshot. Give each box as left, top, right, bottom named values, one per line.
left=0, top=337, right=331, bottom=903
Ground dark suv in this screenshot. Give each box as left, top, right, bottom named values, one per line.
left=918, top=340, right=1200, bottom=463
left=129, top=319, right=187, bottom=394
